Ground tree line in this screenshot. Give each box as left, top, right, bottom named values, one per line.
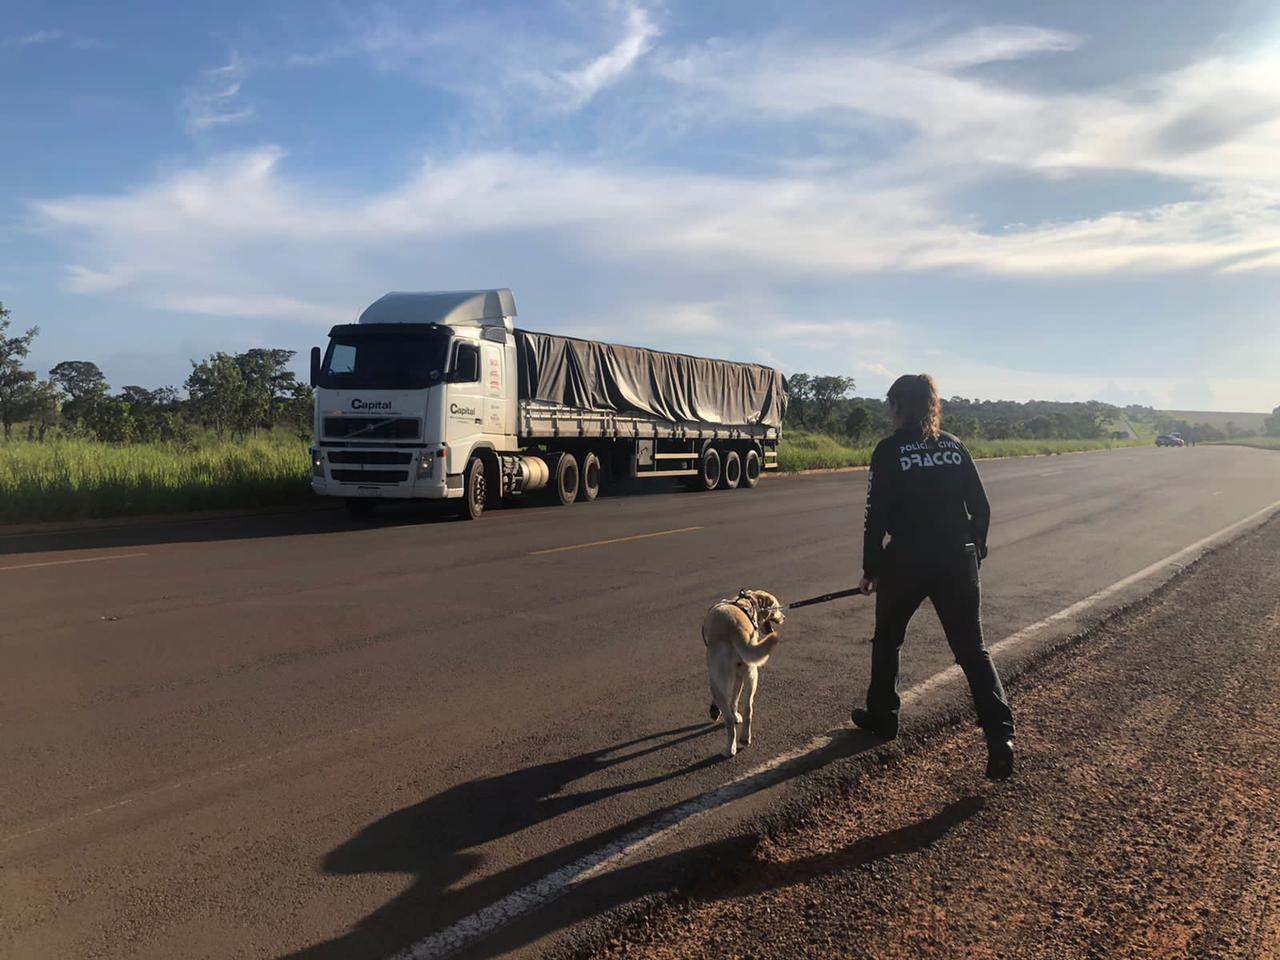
left=0, top=302, right=312, bottom=443
left=1131, top=405, right=1280, bottom=443
left=786, top=373, right=1123, bottom=442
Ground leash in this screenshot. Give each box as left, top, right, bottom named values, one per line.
left=788, top=587, right=866, bottom=610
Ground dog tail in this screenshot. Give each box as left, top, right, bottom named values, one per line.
left=730, top=626, right=781, bottom=666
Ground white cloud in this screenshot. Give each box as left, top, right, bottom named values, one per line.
left=553, top=3, right=659, bottom=108
left=1, top=29, right=104, bottom=50
left=639, top=301, right=727, bottom=335
left=858, top=361, right=895, bottom=378
left=348, top=2, right=659, bottom=114
left=4, top=29, right=64, bottom=47
left=660, top=31, right=1280, bottom=192
left=183, top=52, right=255, bottom=133
left=64, top=264, right=130, bottom=293
left=31, top=139, right=1280, bottom=335
left=160, top=294, right=350, bottom=325
left=910, top=25, right=1081, bottom=70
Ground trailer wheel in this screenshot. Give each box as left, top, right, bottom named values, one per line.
left=698, top=446, right=721, bottom=491
left=742, top=448, right=762, bottom=488
left=720, top=449, right=742, bottom=490
left=344, top=498, right=377, bottom=518
left=579, top=451, right=601, bottom=502
left=458, top=456, right=487, bottom=520
left=554, top=453, right=580, bottom=506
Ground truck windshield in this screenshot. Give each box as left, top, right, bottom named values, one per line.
left=319, top=327, right=451, bottom=390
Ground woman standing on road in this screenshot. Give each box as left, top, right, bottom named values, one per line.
left=854, top=374, right=1015, bottom=780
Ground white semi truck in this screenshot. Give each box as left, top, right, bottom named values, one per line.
left=308, top=289, right=787, bottom=519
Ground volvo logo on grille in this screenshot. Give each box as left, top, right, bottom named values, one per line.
left=351, top=398, right=393, bottom=411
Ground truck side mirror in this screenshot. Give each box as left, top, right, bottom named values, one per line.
left=310, top=346, right=321, bottom=387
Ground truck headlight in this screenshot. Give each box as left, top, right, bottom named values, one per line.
left=311, top=449, right=324, bottom=477
left=418, top=453, right=435, bottom=476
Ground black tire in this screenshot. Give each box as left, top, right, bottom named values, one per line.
left=579, top=451, right=601, bottom=502
left=554, top=453, right=579, bottom=506
left=742, top=448, right=762, bottom=488
left=720, top=449, right=742, bottom=490
left=344, top=498, right=376, bottom=517
left=697, top=446, right=721, bottom=492
left=458, top=456, right=488, bottom=520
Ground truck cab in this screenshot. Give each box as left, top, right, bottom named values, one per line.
left=310, top=290, right=518, bottom=511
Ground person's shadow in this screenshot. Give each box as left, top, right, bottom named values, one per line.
left=282, top=723, right=720, bottom=959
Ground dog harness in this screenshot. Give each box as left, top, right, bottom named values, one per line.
left=707, top=589, right=781, bottom=643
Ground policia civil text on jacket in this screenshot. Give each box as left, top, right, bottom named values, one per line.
left=854, top=374, right=1015, bottom=780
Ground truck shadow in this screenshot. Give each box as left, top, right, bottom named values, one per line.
left=0, top=482, right=704, bottom=557
left=280, top=726, right=881, bottom=960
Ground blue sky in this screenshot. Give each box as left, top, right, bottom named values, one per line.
left=3, top=0, right=1279, bottom=411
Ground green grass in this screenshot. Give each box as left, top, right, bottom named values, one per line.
left=1206, top=437, right=1280, bottom=450
left=778, top=430, right=1145, bottom=472
left=1101, top=416, right=1156, bottom=441
left=0, top=436, right=309, bottom=523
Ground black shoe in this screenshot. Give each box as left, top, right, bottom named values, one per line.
left=851, top=707, right=898, bottom=740
left=986, top=740, right=1014, bottom=781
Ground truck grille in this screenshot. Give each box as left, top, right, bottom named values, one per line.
left=327, top=451, right=414, bottom=465
left=323, top=417, right=419, bottom=440
left=330, top=469, right=410, bottom=484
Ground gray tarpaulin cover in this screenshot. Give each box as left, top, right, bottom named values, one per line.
left=515, top=330, right=788, bottom=429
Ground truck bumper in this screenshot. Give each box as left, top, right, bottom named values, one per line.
left=310, top=449, right=464, bottom=500
left=312, top=477, right=463, bottom=500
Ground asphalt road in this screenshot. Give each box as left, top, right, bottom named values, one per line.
left=3, top=446, right=1279, bottom=960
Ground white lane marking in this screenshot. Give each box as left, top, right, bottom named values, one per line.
left=392, top=497, right=1280, bottom=960
left=0, top=552, right=148, bottom=573
left=528, top=526, right=704, bottom=556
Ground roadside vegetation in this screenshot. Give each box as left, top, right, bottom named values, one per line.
left=0, top=435, right=308, bottom=523
left=1207, top=437, right=1280, bottom=451
left=0, top=300, right=314, bottom=522
left=778, top=430, right=1142, bottom=472
left=778, top=375, right=1152, bottom=471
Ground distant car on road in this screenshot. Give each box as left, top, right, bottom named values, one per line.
left=1156, top=434, right=1186, bottom=447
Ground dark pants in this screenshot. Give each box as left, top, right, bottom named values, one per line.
left=866, top=547, right=1014, bottom=744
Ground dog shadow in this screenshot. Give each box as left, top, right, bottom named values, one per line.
left=280, top=723, right=719, bottom=959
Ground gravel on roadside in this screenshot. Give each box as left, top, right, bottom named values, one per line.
left=584, top=518, right=1280, bottom=959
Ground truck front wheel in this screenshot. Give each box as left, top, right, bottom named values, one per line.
left=459, top=456, right=487, bottom=520
left=554, top=453, right=580, bottom=506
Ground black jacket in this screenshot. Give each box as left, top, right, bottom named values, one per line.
left=862, top=429, right=991, bottom=580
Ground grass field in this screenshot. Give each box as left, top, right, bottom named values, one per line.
left=778, top=431, right=1144, bottom=472
left=0, top=436, right=309, bottom=523
left=1206, top=437, right=1280, bottom=450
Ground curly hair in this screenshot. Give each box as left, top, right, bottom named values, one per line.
left=887, top=373, right=941, bottom=440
